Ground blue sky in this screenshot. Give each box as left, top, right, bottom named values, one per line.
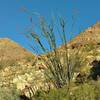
left=0, top=0, right=100, bottom=52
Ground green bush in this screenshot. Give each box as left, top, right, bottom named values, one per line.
left=34, top=86, right=68, bottom=100
left=0, top=87, right=20, bottom=100
left=34, top=81, right=100, bottom=100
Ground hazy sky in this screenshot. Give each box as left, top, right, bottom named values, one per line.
left=0, top=0, right=100, bottom=52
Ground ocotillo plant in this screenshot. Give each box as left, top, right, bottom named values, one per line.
left=24, top=16, right=85, bottom=88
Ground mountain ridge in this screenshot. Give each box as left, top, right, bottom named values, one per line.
left=0, top=37, right=35, bottom=62
left=69, top=21, right=100, bottom=44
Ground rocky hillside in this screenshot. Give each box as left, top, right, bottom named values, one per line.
left=70, top=22, right=100, bottom=63
left=0, top=38, right=35, bottom=61
left=0, top=38, right=47, bottom=97
left=68, top=21, right=100, bottom=47
left=58, top=22, right=100, bottom=73
left=0, top=22, right=100, bottom=99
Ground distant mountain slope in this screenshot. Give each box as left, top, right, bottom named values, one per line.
left=68, top=22, right=100, bottom=47
left=0, top=38, right=34, bottom=61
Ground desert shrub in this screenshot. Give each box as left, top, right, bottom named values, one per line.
left=24, top=17, right=86, bottom=89
left=34, top=86, right=68, bottom=100
left=0, top=59, right=18, bottom=70
left=0, top=87, right=20, bottom=100
left=23, top=55, right=35, bottom=63
left=75, top=72, right=87, bottom=84
left=84, top=42, right=96, bottom=52
left=34, top=80, right=100, bottom=100
left=72, top=81, right=100, bottom=100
